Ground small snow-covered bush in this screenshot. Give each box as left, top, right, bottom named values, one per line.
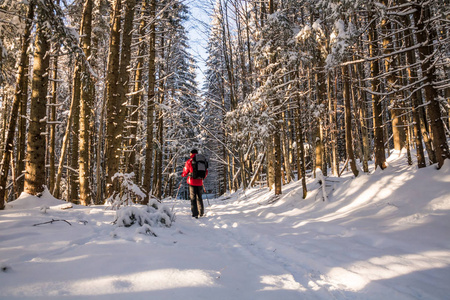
left=107, top=172, right=146, bottom=209
left=114, top=199, right=175, bottom=229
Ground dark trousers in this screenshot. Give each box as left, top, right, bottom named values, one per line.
left=189, top=185, right=204, bottom=217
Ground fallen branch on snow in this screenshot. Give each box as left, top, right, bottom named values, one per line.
left=33, top=219, right=72, bottom=226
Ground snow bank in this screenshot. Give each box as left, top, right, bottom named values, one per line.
left=0, top=151, right=449, bottom=299
left=6, top=187, right=67, bottom=210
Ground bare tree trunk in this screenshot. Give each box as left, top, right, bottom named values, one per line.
left=327, top=72, right=339, bottom=175
left=17, top=72, right=27, bottom=196
left=356, top=62, right=370, bottom=173
left=381, top=1, right=406, bottom=151
left=227, top=150, right=232, bottom=192
left=53, top=67, right=79, bottom=199
left=267, top=137, right=274, bottom=191
left=414, top=4, right=450, bottom=168
left=96, top=87, right=106, bottom=203
left=349, top=67, right=362, bottom=164
left=295, top=76, right=307, bottom=199
left=143, top=0, right=156, bottom=203
left=153, top=31, right=165, bottom=200
left=79, top=0, right=93, bottom=206
left=313, top=70, right=324, bottom=175
left=25, top=8, right=51, bottom=196
left=281, top=110, right=292, bottom=183
left=368, top=11, right=386, bottom=170
left=400, top=3, right=426, bottom=168
left=127, top=0, right=147, bottom=175
left=0, top=3, right=34, bottom=208
left=1, top=99, right=9, bottom=156
left=153, top=43, right=164, bottom=199
left=69, top=68, right=80, bottom=202
left=273, top=116, right=282, bottom=195
left=342, top=65, right=359, bottom=177
left=48, top=48, right=58, bottom=192
left=105, top=0, right=123, bottom=197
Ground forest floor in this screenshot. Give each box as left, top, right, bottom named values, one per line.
left=1, top=150, right=450, bottom=299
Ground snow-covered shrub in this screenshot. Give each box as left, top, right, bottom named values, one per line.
left=114, top=199, right=175, bottom=229
left=107, top=172, right=146, bottom=209
left=315, top=168, right=328, bottom=202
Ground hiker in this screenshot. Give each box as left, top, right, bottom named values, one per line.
left=182, top=149, right=208, bottom=218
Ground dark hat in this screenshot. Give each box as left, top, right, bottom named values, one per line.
left=190, top=149, right=198, bottom=154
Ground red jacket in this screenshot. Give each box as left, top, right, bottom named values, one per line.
left=182, top=153, right=208, bottom=186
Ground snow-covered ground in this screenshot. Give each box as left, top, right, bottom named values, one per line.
left=1, top=152, right=450, bottom=299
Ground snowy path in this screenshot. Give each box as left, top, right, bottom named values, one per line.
left=1, top=155, right=450, bottom=299
left=165, top=199, right=334, bottom=300
left=165, top=182, right=450, bottom=300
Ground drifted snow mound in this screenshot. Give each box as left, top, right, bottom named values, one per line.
left=6, top=187, right=65, bottom=210
left=114, top=199, right=175, bottom=228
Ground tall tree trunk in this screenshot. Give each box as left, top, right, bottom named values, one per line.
left=281, top=110, right=292, bottom=183
left=79, top=0, right=93, bottom=206
left=342, top=65, right=359, bottom=177
left=313, top=69, right=324, bottom=175
left=272, top=82, right=282, bottom=195
left=53, top=66, right=79, bottom=199
left=327, top=72, right=339, bottom=175
left=25, top=8, right=51, bottom=196
left=127, top=0, right=147, bottom=176
left=153, top=38, right=164, bottom=199
left=349, top=66, right=362, bottom=164
left=143, top=0, right=156, bottom=203
left=296, top=74, right=307, bottom=199
left=48, top=47, right=58, bottom=192
left=221, top=89, right=228, bottom=194
left=381, top=1, right=406, bottom=151
left=414, top=4, right=450, bottom=168
left=266, top=137, right=274, bottom=191
left=368, top=11, right=386, bottom=170
left=69, top=68, right=80, bottom=202
left=401, top=4, right=426, bottom=168
left=17, top=71, right=28, bottom=196
left=1, top=98, right=9, bottom=156
left=356, top=62, right=370, bottom=173
left=105, top=0, right=123, bottom=197
left=0, top=3, right=34, bottom=208
left=273, top=112, right=282, bottom=195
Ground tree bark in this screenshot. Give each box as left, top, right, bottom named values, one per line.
left=69, top=68, right=80, bottom=202
left=0, top=3, right=34, bottom=208
left=342, top=65, right=359, bottom=177
left=401, top=4, right=426, bottom=168
left=356, top=62, right=370, bottom=173
left=327, top=72, right=339, bottom=175
left=266, top=137, right=274, bottom=191
left=381, top=1, right=406, bottom=151
left=48, top=47, right=58, bottom=192
left=105, top=0, right=123, bottom=197
left=295, top=77, right=307, bottom=199
left=368, top=11, right=386, bottom=170
left=79, top=0, right=93, bottom=206
left=143, top=0, right=156, bottom=203
left=53, top=66, right=79, bottom=199
left=313, top=70, right=324, bottom=175
left=153, top=36, right=164, bottom=199
left=127, top=0, right=147, bottom=176
left=25, top=7, right=51, bottom=196
left=414, top=4, right=450, bottom=168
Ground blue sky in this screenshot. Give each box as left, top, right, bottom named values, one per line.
left=185, top=0, right=212, bottom=88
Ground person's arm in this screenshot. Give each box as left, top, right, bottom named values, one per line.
left=181, top=160, right=191, bottom=177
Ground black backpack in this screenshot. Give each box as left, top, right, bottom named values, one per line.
left=191, top=154, right=208, bottom=179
